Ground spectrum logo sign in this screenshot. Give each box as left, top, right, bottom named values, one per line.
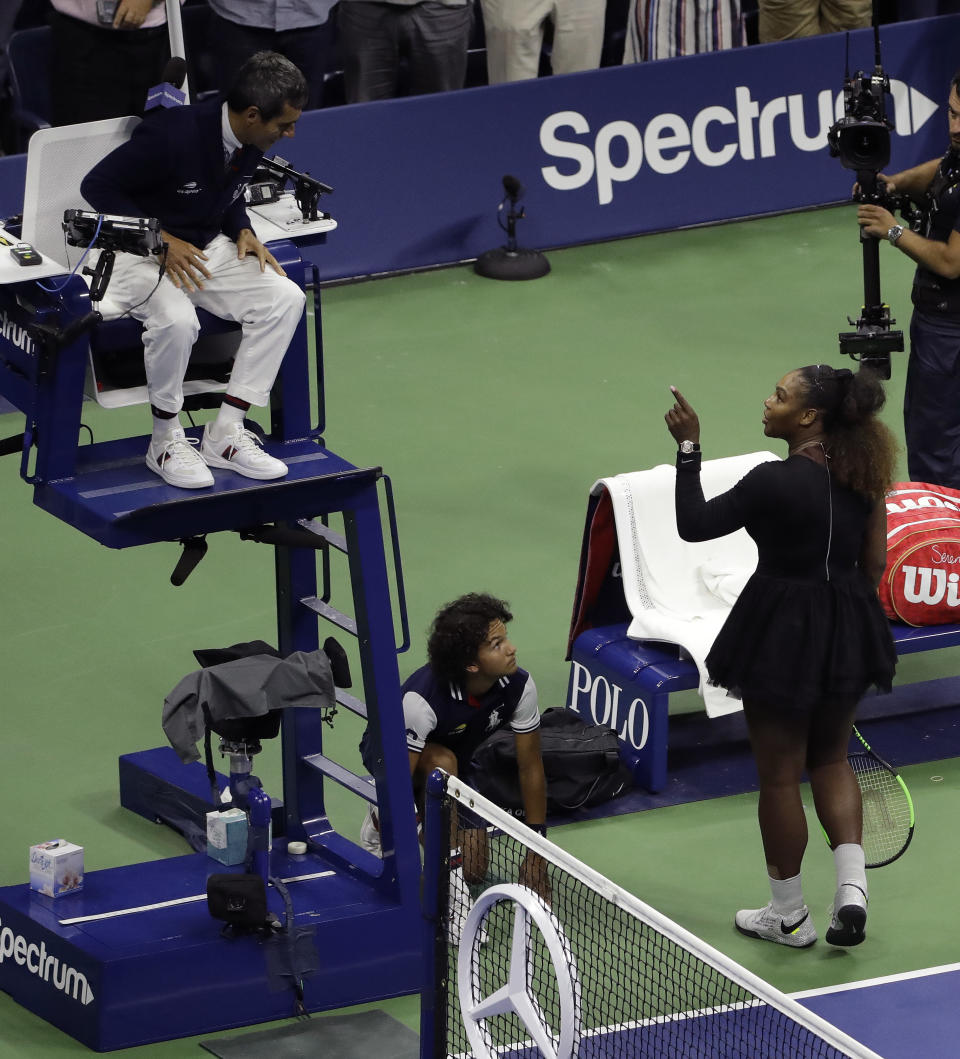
left=540, top=80, right=940, bottom=205
left=0, top=917, right=95, bottom=1006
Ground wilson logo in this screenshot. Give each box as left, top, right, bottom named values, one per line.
left=887, top=494, right=960, bottom=514
left=0, top=917, right=95, bottom=1005
left=900, top=565, right=960, bottom=608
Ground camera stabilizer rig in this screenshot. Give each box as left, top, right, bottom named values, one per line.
left=827, top=10, right=923, bottom=379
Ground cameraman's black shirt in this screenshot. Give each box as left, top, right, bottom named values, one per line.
left=913, top=148, right=960, bottom=315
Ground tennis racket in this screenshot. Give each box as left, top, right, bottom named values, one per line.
left=849, top=725, right=915, bottom=868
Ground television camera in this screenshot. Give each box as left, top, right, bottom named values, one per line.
left=827, top=17, right=922, bottom=379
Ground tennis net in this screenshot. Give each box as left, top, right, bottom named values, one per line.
left=421, top=772, right=883, bottom=1059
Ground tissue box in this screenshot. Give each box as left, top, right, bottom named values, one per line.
left=206, top=808, right=248, bottom=865
left=29, top=840, right=84, bottom=898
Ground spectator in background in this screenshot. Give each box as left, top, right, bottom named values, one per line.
left=479, top=0, right=605, bottom=84
left=624, top=0, right=743, bottom=61
left=48, top=1, right=180, bottom=126
left=0, top=3, right=25, bottom=88
left=897, top=0, right=960, bottom=16
left=0, top=2, right=25, bottom=153
left=337, top=0, right=472, bottom=102
left=757, top=0, right=869, bottom=42
left=207, top=0, right=339, bottom=111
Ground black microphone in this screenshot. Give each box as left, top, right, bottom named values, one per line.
left=145, top=57, right=188, bottom=113
left=503, top=174, right=525, bottom=203
left=259, top=155, right=334, bottom=196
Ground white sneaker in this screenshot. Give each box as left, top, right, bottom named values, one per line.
left=359, top=804, right=382, bottom=858
left=735, top=903, right=817, bottom=948
left=825, top=884, right=867, bottom=947
left=146, top=428, right=214, bottom=489
left=201, top=423, right=287, bottom=480
left=447, top=866, right=487, bottom=947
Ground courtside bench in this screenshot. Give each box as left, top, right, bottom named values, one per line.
left=566, top=621, right=960, bottom=793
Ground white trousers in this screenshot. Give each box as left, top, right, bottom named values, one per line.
left=97, top=234, right=306, bottom=413
left=479, top=0, right=605, bottom=84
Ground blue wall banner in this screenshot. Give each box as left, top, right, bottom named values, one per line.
left=0, top=16, right=956, bottom=282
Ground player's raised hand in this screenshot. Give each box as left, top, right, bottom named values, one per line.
left=665, top=386, right=700, bottom=446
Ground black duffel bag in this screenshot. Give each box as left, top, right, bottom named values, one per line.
left=470, top=707, right=632, bottom=814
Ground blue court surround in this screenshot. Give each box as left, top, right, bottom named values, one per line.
left=472, top=968, right=960, bottom=1057
left=799, top=965, right=960, bottom=1058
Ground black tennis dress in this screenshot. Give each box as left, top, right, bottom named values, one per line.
left=675, top=452, right=897, bottom=711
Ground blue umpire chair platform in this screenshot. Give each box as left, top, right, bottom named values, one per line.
left=0, top=199, right=424, bottom=1047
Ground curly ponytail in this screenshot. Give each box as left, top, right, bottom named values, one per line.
left=797, top=364, right=898, bottom=500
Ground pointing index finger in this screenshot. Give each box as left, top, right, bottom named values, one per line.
left=669, top=385, right=692, bottom=411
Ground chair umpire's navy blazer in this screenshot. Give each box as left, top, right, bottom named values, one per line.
left=81, top=97, right=264, bottom=250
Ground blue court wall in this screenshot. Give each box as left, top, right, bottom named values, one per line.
left=0, top=15, right=956, bottom=283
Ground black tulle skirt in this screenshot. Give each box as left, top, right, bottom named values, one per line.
left=705, top=570, right=897, bottom=712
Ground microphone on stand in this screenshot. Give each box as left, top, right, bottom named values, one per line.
left=501, top=175, right=526, bottom=253
left=502, top=174, right=525, bottom=203
left=144, top=56, right=188, bottom=114
left=474, top=174, right=550, bottom=281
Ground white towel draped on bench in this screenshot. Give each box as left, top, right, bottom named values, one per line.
left=592, top=451, right=779, bottom=717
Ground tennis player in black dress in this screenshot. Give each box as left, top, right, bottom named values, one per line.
left=665, top=365, right=897, bottom=948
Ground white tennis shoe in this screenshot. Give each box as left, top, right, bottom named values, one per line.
left=201, top=422, right=287, bottom=480
left=735, top=903, right=817, bottom=948
left=447, top=866, right=487, bottom=948
left=146, top=428, right=214, bottom=489
left=825, top=884, right=867, bottom=946
left=359, top=804, right=382, bottom=857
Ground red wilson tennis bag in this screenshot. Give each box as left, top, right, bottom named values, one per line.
left=881, top=482, right=960, bottom=625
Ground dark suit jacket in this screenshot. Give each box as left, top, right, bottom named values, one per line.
left=81, top=98, right=263, bottom=250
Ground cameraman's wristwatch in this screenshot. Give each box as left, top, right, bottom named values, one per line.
left=887, top=224, right=904, bottom=245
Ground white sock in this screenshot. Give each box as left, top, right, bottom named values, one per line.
left=152, top=414, right=181, bottom=442
left=768, top=872, right=804, bottom=915
left=211, top=402, right=246, bottom=437
left=834, top=843, right=867, bottom=896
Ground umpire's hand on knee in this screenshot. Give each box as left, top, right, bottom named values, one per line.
left=162, top=232, right=212, bottom=292
left=235, top=228, right=286, bottom=277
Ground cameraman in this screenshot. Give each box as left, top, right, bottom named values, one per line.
left=857, top=71, right=960, bottom=489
